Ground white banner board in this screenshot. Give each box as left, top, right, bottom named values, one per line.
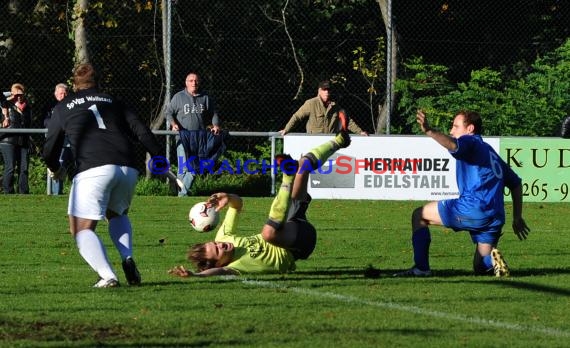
left=284, top=134, right=500, bottom=200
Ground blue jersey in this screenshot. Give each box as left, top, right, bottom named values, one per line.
left=439, top=134, right=521, bottom=233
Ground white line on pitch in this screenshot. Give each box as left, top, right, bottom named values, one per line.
left=242, top=279, right=570, bottom=338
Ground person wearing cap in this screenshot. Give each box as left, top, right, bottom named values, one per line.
left=279, top=80, right=368, bottom=136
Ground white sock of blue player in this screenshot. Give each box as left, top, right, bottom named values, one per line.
left=412, top=227, right=431, bottom=271
left=75, top=229, right=117, bottom=281
left=109, top=215, right=133, bottom=261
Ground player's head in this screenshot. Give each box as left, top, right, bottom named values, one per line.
left=187, top=241, right=234, bottom=271
left=451, top=110, right=482, bottom=138
left=73, top=63, right=99, bottom=92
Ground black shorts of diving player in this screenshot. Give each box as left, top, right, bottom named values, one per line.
left=283, top=194, right=316, bottom=260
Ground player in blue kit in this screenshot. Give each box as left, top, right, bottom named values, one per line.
left=394, top=110, right=530, bottom=277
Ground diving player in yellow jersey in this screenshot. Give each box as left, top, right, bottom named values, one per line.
left=169, top=124, right=351, bottom=277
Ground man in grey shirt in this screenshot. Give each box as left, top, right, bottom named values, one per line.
left=166, top=71, right=221, bottom=196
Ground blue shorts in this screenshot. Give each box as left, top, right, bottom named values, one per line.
left=438, top=199, right=503, bottom=245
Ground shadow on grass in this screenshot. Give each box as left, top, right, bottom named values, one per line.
left=415, top=267, right=570, bottom=278
left=150, top=266, right=570, bottom=297
left=490, top=279, right=570, bottom=296
left=369, top=266, right=570, bottom=297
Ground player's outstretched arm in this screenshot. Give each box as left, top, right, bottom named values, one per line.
left=168, top=265, right=193, bottom=277
left=510, top=184, right=530, bottom=240
left=208, top=192, right=243, bottom=212
left=194, top=267, right=238, bottom=277
left=417, top=110, right=457, bottom=151
left=168, top=265, right=238, bottom=277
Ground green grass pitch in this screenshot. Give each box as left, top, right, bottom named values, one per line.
left=0, top=195, right=568, bottom=347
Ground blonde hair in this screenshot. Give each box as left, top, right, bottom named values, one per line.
left=10, top=83, right=25, bottom=95
left=187, top=243, right=217, bottom=271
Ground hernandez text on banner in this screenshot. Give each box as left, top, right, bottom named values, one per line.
left=285, top=135, right=567, bottom=202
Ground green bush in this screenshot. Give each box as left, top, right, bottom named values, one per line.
left=395, top=38, right=570, bottom=136
left=188, top=141, right=277, bottom=197
left=28, top=156, right=52, bottom=195
left=18, top=138, right=278, bottom=197
left=25, top=163, right=273, bottom=197
left=189, top=173, right=271, bottom=197
left=135, top=177, right=173, bottom=196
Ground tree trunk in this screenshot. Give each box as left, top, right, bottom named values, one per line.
left=376, top=0, right=398, bottom=134
left=74, top=0, right=90, bottom=64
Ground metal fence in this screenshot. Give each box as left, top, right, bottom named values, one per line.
left=1, top=1, right=567, bottom=193
left=0, top=128, right=282, bottom=195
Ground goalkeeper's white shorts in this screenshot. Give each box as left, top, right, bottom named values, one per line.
left=68, top=164, right=138, bottom=220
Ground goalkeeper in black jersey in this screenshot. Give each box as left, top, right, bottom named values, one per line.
left=43, top=63, right=163, bottom=288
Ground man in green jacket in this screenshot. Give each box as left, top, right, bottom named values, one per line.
left=279, top=80, right=368, bottom=136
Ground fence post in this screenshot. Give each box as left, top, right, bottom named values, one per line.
left=270, top=134, right=276, bottom=195
left=385, top=0, right=393, bottom=135
left=46, top=171, right=52, bottom=195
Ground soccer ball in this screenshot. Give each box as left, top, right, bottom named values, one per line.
left=188, top=202, right=220, bottom=232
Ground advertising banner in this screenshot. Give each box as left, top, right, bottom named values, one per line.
left=283, top=134, right=567, bottom=202
left=501, top=137, right=570, bottom=202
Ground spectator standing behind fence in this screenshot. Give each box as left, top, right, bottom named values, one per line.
left=165, top=71, right=222, bottom=197
left=0, top=83, right=32, bottom=194
left=43, top=83, right=71, bottom=195
left=279, top=80, right=368, bottom=136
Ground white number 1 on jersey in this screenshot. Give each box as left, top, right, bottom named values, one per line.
left=88, top=104, right=107, bottom=129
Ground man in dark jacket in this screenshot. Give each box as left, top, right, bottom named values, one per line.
left=1, top=83, right=32, bottom=194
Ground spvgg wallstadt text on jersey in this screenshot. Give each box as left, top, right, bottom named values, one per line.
left=66, top=95, right=113, bottom=109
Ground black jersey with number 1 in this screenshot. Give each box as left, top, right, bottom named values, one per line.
left=43, top=88, right=162, bottom=174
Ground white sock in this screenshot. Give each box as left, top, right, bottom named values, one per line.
left=109, top=215, right=133, bottom=261
left=75, top=229, right=117, bottom=281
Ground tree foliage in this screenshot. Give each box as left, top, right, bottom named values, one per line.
left=1, top=1, right=568, bottom=137
left=396, top=38, right=570, bottom=136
